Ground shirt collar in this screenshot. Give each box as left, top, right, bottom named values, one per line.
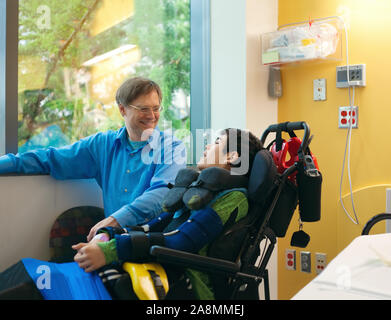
left=115, top=126, right=161, bottom=150
left=146, top=127, right=162, bottom=150
left=114, top=127, right=124, bottom=140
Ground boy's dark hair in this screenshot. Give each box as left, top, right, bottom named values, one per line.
left=221, top=128, right=263, bottom=177
left=116, top=77, right=162, bottom=106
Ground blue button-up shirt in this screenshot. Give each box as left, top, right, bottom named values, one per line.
left=0, top=127, right=187, bottom=227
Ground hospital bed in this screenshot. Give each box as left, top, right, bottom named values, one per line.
left=292, top=215, right=391, bottom=300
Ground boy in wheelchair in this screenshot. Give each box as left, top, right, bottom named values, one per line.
left=0, top=128, right=263, bottom=300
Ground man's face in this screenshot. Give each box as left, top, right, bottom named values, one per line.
left=119, top=89, right=161, bottom=141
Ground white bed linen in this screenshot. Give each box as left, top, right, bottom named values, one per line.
left=292, top=233, right=391, bottom=300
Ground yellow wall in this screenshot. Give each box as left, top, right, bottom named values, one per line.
left=278, top=0, right=391, bottom=299
left=86, top=0, right=139, bottom=105
left=85, top=47, right=141, bottom=105
left=90, top=0, right=134, bottom=36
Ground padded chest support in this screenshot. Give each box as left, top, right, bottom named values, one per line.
left=163, top=167, right=249, bottom=212
left=162, top=167, right=200, bottom=213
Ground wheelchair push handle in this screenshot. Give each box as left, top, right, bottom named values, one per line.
left=265, top=121, right=308, bottom=134
left=261, top=121, right=310, bottom=144
left=260, top=121, right=311, bottom=159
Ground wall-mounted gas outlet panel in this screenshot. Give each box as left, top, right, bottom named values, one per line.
left=336, top=64, right=366, bottom=88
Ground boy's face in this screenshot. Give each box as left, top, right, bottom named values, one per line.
left=197, top=134, right=231, bottom=170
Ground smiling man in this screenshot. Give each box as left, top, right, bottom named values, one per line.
left=117, top=77, right=162, bottom=141
left=0, top=77, right=187, bottom=240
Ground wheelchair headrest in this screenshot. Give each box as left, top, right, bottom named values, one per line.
left=163, top=166, right=249, bottom=212
left=248, top=149, right=277, bottom=205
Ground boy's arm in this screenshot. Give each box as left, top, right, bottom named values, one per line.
left=106, top=192, right=248, bottom=263
left=75, top=191, right=247, bottom=272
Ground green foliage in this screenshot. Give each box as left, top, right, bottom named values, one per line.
left=133, top=0, right=190, bottom=133
left=18, top=0, right=191, bottom=151
left=19, top=0, right=96, bottom=69
left=18, top=0, right=99, bottom=148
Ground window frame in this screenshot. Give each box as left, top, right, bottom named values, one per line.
left=190, top=0, right=211, bottom=165
left=0, top=0, right=211, bottom=165
left=0, top=0, right=18, bottom=155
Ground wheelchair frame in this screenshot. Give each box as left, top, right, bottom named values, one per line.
left=150, top=121, right=313, bottom=300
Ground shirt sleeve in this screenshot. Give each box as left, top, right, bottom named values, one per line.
left=111, top=137, right=187, bottom=227
left=0, top=133, right=102, bottom=179
left=163, top=191, right=248, bottom=252
left=211, top=190, right=248, bottom=224
left=0, top=155, right=16, bottom=173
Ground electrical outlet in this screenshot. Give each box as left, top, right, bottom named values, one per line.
left=315, top=253, right=327, bottom=274
left=339, top=106, right=358, bottom=129
left=313, top=78, right=326, bottom=101
left=300, top=251, right=311, bottom=273
left=285, top=249, right=296, bottom=271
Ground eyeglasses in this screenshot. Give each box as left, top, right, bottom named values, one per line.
left=127, top=104, right=163, bottom=114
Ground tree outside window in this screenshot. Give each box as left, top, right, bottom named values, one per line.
left=18, top=0, right=190, bottom=155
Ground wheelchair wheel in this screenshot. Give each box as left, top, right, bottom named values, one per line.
left=361, top=213, right=391, bottom=235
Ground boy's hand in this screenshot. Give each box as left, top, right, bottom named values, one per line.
left=72, top=242, right=106, bottom=273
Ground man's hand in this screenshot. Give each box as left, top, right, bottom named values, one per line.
left=72, top=242, right=106, bottom=272
left=87, top=216, right=120, bottom=242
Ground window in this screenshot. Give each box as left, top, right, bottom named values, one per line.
left=17, top=0, right=191, bottom=154
left=1, top=0, right=210, bottom=164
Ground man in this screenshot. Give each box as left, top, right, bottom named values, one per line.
left=0, top=77, right=187, bottom=240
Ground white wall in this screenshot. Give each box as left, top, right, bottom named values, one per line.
left=211, top=0, right=279, bottom=299
left=210, top=0, right=247, bottom=131
left=246, top=0, right=279, bottom=139
left=210, top=0, right=278, bottom=135
left=0, top=176, right=102, bottom=271
left=246, top=0, right=279, bottom=300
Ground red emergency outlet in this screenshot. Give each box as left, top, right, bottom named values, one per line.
left=339, top=106, right=358, bottom=129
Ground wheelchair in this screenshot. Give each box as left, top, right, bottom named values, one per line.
left=146, top=121, right=323, bottom=300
